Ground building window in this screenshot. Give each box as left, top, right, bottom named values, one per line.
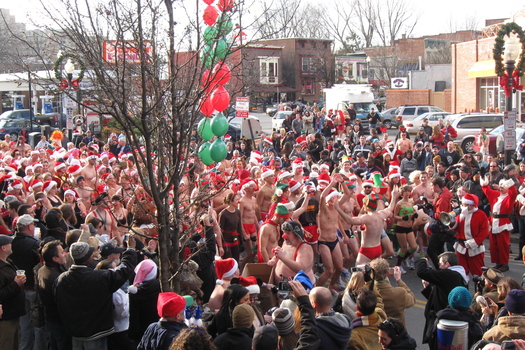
left=479, top=78, right=504, bottom=112
left=260, top=57, right=278, bottom=84
left=301, top=57, right=316, bottom=73
left=302, top=79, right=315, bottom=95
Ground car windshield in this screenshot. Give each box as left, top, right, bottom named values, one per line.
left=353, top=103, right=378, bottom=114
left=0, top=120, right=18, bottom=127
left=489, top=125, right=505, bottom=135
left=275, top=111, right=292, bottom=120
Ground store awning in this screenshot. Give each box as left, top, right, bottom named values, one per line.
left=468, top=59, right=496, bottom=78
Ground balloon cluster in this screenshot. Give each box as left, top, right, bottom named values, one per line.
left=197, top=0, right=234, bottom=166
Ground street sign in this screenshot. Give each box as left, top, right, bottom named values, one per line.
left=64, top=96, right=76, bottom=108
left=504, top=111, right=517, bottom=150
left=236, top=97, right=249, bottom=118
left=504, top=130, right=516, bottom=150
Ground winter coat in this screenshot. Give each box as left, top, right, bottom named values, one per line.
left=482, top=315, right=525, bottom=342
left=0, top=258, right=25, bottom=320
left=400, top=158, right=418, bottom=181
left=387, top=329, right=417, bottom=350
left=316, top=311, right=352, bottom=350
left=214, top=327, right=253, bottom=350
left=138, top=320, right=186, bottom=350
left=129, top=279, right=162, bottom=341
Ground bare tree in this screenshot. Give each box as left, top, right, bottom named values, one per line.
left=317, top=1, right=361, bottom=53
left=353, top=0, right=376, bottom=48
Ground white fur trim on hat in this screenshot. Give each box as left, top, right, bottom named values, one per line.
left=246, top=284, right=260, bottom=294
left=325, top=191, right=341, bottom=202
left=320, top=164, right=330, bottom=170
left=223, top=259, right=238, bottom=278
left=241, top=180, right=256, bottom=190
left=44, top=181, right=57, bottom=193
left=278, top=171, right=292, bottom=180
left=309, top=171, right=319, bottom=178
left=64, top=189, right=76, bottom=198
left=283, top=202, right=295, bottom=211
left=87, top=154, right=98, bottom=160
left=55, top=163, right=66, bottom=171
left=290, top=182, right=301, bottom=192
left=461, top=197, right=474, bottom=205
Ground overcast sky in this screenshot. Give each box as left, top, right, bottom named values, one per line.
left=2, top=0, right=523, bottom=38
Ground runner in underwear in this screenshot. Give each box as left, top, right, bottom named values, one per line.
left=317, top=174, right=345, bottom=292
left=257, top=204, right=290, bottom=263
left=239, top=178, right=259, bottom=270
left=256, top=168, right=275, bottom=222
left=335, top=185, right=400, bottom=265
left=393, top=185, right=418, bottom=272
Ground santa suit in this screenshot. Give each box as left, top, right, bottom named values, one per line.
left=482, top=185, right=517, bottom=265
left=453, top=208, right=489, bottom=276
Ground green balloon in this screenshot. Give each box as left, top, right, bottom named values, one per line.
left=215, top=39, right=229, bottom=61
left=203, top=26, right=218, bottom=44
left=198, top=142, right=214, bottom=166
left=216, top=14, right=233, bottom=36
left=209, top=138, right=227, bottom=162
left=197, top=117, right=214, bottom=141
left=200, top=44, right=213, bottom=68
left=210, top=112, right=229, bottom=137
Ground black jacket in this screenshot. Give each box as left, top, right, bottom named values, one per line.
left=428, top=307, right=483, bottom=350
left=138, top=320, right=186, bottom=350
left=416, top=259, right=468, bottom=344
left=0, top=258, right=25, bottom=320
left=36, top=261, right=66, bottom=323
left=10, top=231, right=40, bottom=288
left=295, top=295, right=321, bottom=350
left=388, top=329, right=417, bottom=349
left=55, top=248, right=137, bottom=340
left=213, top=327, right=253, bottom=350
left=129, top=279, right=161, bottom=341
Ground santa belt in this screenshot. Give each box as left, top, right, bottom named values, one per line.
left=491, top=214, right=510, bottom=219
left=222, top=230, right=240, bottom=247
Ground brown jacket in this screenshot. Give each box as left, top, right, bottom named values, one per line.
left=483, top=315, right=525, bottom=342
left=375, top=279, right=416, bottom=326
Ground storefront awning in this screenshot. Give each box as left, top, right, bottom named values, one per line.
left=468, top=59, right=496, bottom=78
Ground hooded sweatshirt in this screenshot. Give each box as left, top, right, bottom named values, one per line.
left=315, top=311, right=353, bottom=350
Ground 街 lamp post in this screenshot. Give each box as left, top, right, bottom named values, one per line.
left=54, top=53, right=85, bottom=138
left=494, top=23, right=524, bottom=166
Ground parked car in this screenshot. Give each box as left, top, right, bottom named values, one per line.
left=0, top=119, right=41, bottom=140
left=266, top=104, right=278, bottom=117
left=380, top=107, right=402, bottom=129
left=394, top=105, right=444, bottom=124
left=473, top=123, right=525, bottom=156
left=405, top=112, right=452, bottom=134
left=272, top=110, right=293, bottom=131
left=0, top=109, right=66, bottom=127
left=446, top=113, right=504, bottom=153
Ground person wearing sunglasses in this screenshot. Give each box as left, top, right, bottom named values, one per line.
left=377, top=317, right=416, bottom=350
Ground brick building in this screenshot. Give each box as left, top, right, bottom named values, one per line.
left=452, top=11, right=525, bottom=118
left=253, top=38, right=333, bottom=103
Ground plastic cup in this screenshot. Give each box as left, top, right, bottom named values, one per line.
left=16, top=270, right=25, bottom=279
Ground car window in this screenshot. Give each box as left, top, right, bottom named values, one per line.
left=456, top=117, right=480, bottom=129
left=402, top=107, right=416, bottom=116
left=416, top=107, right=429, bottom=115
left=430, top=107, right=442, bottom=112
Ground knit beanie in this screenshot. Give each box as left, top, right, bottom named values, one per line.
left=505, top=289, right=525, bottom=314
left=232, top=304, right=255, bottom=328
left=448, top=286, right=472, bottom=310
left=272, top=308, right=295, bottom=335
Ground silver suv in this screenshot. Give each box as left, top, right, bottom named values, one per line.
left=395, top=105, right=444, bottom=124
left=446, top=113, right=504, bottom=153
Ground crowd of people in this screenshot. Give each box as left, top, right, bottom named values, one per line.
left=1, top=101, right=525, bottom=350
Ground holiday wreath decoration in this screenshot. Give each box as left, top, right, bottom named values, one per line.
left=53, top=53, right=86, bottom=90
left=493, top=22, right=525, bottom=97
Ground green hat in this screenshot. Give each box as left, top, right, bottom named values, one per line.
left=275, top=204, right=291, bottom=218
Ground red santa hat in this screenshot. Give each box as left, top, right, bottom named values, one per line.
left=261, top=168, right=274, bottom=179
left=263, top=138, right=273, bottom=144
left=278, top=171, right=292, bottom=181
left=288, top=180, right=302, bottom=192
left=236, top=276, right=260, bottom=294
left=325, top=189, right=342, bottom=202
left=64, top=189, right=77, bottom=198
left=388, top=169, right=401, bottom=179
left=54, top=161, right=66, bottom=172
left=224, top=134, right=231, bottom=142
left=30, top=150, right=40, bottom=156
left=87, top=152, right=98, bottom=160
left=317, top=172, right=331, bottom=184
left=241, top=178, right=256, bottom=191
left=96, top=164, right=107, bottom=173
left=215, top=258, right=238, bottom=280
left=386, top=140, right=395, bottom=148
left=319, top=164, right=330, bottom=172
left=7, top=179, right=23, bottom=191
left=100, top=153, right=109, bottom=160
left=68, top=164, right=82, bottom=176
left=4, top=163, right=17, bottom=173
left=362, top=179, right=374, bottom=188
left=29, top=179, right=43, bottom=191
left=43, top=180, right=57, bottom=193
left=292, top=158, right=303, bottom=169
left=461, top=193, right=479, bottom=207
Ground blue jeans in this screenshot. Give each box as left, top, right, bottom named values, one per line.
left=46, top=320, right=72, bottom=350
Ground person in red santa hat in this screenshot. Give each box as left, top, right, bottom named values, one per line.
left=452, top=193, right=489, bottom=277
left=239, top=178, right=259, bottom=271
left=481, top=176, right=517, bottom=271
left=255, top=167, right=275, bottom=223
left=208, top=258, right=240, bottom=310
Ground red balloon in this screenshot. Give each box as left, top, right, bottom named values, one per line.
left=203, top=6, right=218, bottom=26
left=203, top=0, right=214, bottom=4
left=200, top=94, right=215, bottom=116
left=212, top=62, right=231, bottom=85
left=201, top=69, right=211, bottom=87
left=211, top=86, right=230, bottom=112
left=217, top=0, right=234, bottom=12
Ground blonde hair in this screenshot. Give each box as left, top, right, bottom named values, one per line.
left=370, top=258, right=389, bottom=281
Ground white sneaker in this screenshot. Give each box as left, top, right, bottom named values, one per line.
left=407, top=257, right=415, bottom=270
left=399, top=265, right=407, bottom=274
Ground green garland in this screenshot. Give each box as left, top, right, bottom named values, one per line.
left=53, top=53, right=86, bottom=82
left=493, top=22, right=525, bottom=77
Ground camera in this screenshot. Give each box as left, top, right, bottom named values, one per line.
left=351, top=264, right=373, bottom=282
left=416, top=196, right=434, bottom=214
left=278, top=281, right=292, bottom=291
left=501, top=340, right=516, bottom=349
left=472, top=275, right=485, bottom=294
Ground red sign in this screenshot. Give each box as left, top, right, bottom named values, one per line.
left=103, top=41, right=153, bottom=64
left=236, top=97, right=250, bottom=118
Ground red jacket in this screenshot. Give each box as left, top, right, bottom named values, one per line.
left=431, top=133, right=445, bottom=148
left=434, top=187, right=452, bottom=220
left=482, top=185, right=517, bottom=233
left=455, top=208, right=489, bottom=256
